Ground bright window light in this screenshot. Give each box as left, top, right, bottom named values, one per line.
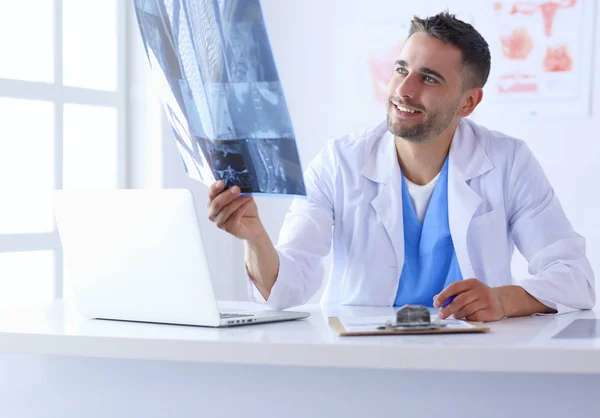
left=0, top=251, right=54, bottom=309
left=63, top=104, right=119, bottom=189
left=0, top=98, right=55, bottom=234
left=63, top=0, right=118, bottom=91
left=0, top=0, right=54, bottom=83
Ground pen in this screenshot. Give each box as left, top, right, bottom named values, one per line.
left=441, top=295, right=456, bottom=309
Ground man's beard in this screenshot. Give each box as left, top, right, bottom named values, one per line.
left=387, top=100, right=458, bottom=143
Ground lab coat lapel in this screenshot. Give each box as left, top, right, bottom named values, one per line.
left=448, top=120, right=494, bottom=280
left=361, top=127, right=405, bottom=273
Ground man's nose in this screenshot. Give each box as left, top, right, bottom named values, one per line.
left=395, top=74, right=419, bottom=99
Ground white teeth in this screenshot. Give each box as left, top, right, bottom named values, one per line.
left=396, top=104, right=418, bottom=113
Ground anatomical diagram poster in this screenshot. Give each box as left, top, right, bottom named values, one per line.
left=133, top=0, right=306, bottom=196
left=477, top=0, right=595, bottom=117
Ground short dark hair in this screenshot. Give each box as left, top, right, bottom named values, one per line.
left=408, top=11, right=491, bottom=90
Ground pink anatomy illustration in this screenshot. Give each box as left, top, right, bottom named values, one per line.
left=498, top=74, right=538, bottom=94
left=543, top=45, right=573, bottom=72
left=368, top=40, right=405, bottom=106
left=508, top=0, right=577, bottom=37
left=500, top=27, right=533, bottom=59
left=488, top=0, right=590, bottom=115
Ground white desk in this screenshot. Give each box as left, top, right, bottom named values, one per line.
left=1, top=300, right=599, bottom=418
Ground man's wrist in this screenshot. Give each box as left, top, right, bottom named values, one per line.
left=496, top=285, right=556, bottom=317
left=244, top=226, right=279, bottom=302
left=495, top=285, right=516, bottom=318
left=245, top=222, right=269, bottom=247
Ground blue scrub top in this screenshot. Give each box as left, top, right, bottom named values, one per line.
left=394, top=157, right=463, bottom=307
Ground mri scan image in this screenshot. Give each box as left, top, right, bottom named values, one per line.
left=134, top=0, right=306, bottom=196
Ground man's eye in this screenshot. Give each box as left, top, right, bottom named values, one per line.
left=395, top=67, right=408, bottom=75
left=424, top=76, right=438, bottom=83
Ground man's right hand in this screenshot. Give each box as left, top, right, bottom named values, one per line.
left=207, top=180, right=279, bottom=301
left=207, top=180, right=264, bottom=242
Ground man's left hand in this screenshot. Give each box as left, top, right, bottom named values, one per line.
left=433, top=278, right=506, bottom=322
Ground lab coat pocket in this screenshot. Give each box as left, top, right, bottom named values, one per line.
left=467, top=209, right=510, bottom=275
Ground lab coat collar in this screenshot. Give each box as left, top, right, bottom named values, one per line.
left=360, top=118, right=494, bottom=282
left=360, top=119, right=493, bottom=184
left=360, top=121, right=394, bottom=184
left=447, top=118, right=494, bottom=280
left=448, top=118, right=494, bottom=181
left=360, top=121, right=404, bottom=278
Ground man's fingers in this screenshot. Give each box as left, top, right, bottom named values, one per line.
left=438, top=290, right=479, bottom=319
left=220, top=200, right=254, bottom=233
left=214, top=196, right=253, bottom=228
left=207, top=180, right=226, bottom=201
left=207, top=185, right=241, bottom=221
left=434, top=278, right=478, bottom=308
left=452, top=299, right=487, bottom=320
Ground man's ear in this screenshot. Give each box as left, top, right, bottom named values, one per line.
left=458, top=88, right=483, bottom=117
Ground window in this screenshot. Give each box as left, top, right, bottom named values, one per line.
left=0, top=0, right=126, bottom=308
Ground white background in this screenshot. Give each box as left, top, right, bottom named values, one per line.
left=129, top=0, right=600, bottom=304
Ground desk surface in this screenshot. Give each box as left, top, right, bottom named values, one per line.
left=0, top=300, right=599, bottom=374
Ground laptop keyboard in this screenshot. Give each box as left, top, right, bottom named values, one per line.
left=220, top=313, right=254, bottom=319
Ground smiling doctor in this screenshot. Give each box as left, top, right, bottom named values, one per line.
left=207, top=11, right=595, bottom=321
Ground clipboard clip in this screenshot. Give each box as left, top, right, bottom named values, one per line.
left=377, top=304, right=446, bottom=331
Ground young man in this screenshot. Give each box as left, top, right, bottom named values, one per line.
left=206, top=12, right=595, bottom=321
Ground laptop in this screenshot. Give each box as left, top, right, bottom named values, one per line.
left=51, top=188, right=309, bottom=327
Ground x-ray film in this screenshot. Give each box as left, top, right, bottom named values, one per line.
left=133, top=0, right=306, bottom=196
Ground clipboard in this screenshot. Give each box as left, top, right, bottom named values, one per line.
left=328, top=316, right=490, bottom=336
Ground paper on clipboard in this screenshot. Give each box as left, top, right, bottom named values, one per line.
left=338, top=316, right=476, bottom=333
left=328, top=316, right=489, bottom=336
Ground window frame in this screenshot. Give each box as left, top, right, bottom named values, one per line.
left=0, top=0, right=127, bottom=301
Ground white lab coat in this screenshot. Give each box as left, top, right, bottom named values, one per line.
left=248, top=118, right=595, bottom=314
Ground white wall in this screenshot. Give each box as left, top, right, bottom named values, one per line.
left=132, top=1, right=600, bottom=302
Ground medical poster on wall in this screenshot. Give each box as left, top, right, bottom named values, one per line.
left=332, top=22, right=409, bottom=130
left=329, top=22, right=407, bottom=132
left=327, top=1, right=427, bottom=133
left=476, top=0, right=596, bottom=117
left=133, top=0, right=306, bottom=196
